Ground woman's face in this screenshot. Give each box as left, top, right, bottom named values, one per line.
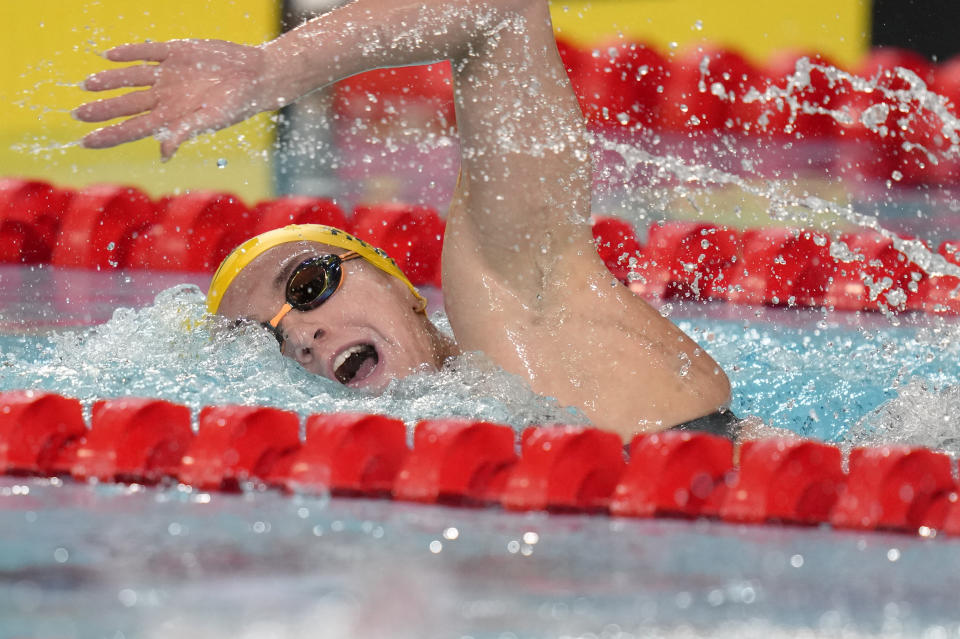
left=217, top=241, right=447, bottom=390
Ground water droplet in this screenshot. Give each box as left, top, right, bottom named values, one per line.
left=707, top=589, right=724, bottom=606
left=216, top=158, right=228, bottom=169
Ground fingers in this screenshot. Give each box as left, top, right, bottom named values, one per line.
left=81, top=112, right=163, bottom=149
left=104, top=42, right=171, bottom=63
left=83, top=65, right=158, bottom=91
left=159, top=106, right=229, bottom=161
left=73, top=90, right=157, bottom=122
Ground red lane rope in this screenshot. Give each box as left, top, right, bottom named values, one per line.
left=334, top=44, right=960, bottom=187
left=0, top=390, right=957, bottom=536
left=2, top=178, right=959, bottom=314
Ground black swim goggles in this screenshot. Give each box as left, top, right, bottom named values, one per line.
left=261, top=250, right=363, bottom=344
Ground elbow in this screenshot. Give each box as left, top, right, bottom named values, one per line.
left=708, top=365, right=733, bottom=412
left=686, top=356, right=732, bottom=418
left=706, top=355, right=732, bottom=399
left=719, top=371, right=733, bottom=409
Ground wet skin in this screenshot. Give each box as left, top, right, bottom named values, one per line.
left=217, top=241, right=456, bottom=391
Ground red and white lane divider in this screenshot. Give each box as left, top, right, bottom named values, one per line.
left=0, top=179, right=444, bottom=287
left=591, top=217, right=960, bottom=315
left=1, top=390, right=958, bottom=536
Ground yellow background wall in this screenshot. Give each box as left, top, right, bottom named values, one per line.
left=0, top=1, right=279, bottom=202
left=1, top=0, right=869, bottom=202
left=550, top=0, right=870, bottom=68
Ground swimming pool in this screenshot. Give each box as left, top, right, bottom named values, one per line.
left=3, top=260, right=960, bottom=638
left=6, top=111, right=960, bottom=635
left=6, top=25, right=960, bottom=637
left=4, top=476, right=960, bottom=639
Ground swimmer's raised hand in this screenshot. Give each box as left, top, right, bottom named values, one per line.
left=75, top=40, right=287, bottom=160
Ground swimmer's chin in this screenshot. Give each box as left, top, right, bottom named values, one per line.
left=315, top=360, right=444, bottom=394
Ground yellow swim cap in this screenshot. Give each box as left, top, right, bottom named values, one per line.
left=206, top=224, right=427, bottom=314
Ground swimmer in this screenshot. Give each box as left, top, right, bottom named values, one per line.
left=74, top=0, right=735, bottom=441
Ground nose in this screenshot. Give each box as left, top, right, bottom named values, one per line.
left=281, top=323, right=327, bottom=366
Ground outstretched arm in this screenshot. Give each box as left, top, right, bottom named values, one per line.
left=75, top=0, right=539, bottom=159
left=76, top=0, right=731, bottom=437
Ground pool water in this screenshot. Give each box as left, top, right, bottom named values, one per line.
left=3, top=261, right=960, bottom=639
left=2, top=265, right=960, bottom=449
left=6, top=19, right=960, bottom=636
left=3, top=476, right=960, bottom=639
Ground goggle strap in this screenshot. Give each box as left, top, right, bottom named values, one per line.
left=269, top=303, right=293, bottom=328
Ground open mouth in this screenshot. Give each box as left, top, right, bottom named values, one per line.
left=333, top=343, right=380, bottom=385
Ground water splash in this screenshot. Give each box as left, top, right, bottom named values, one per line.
left=745, top=58, right=960, bottom=153
left=843, top=319, right=960, bottom=455
left=846, top=379, right=960, bottom=457
left=601, top=139, right=960, bottom=279
left=0, top=285, right=585, bottom=432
